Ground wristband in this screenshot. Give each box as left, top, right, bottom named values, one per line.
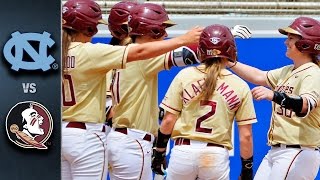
left=241, top=156, right=253, bottom=170
left=156, top=129, right=171, bottom=148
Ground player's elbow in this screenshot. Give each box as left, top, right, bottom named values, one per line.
left=160, top=112, right=178, bottom=133
left=239, top=125, right=253, bottom=144
left=161, top=117, right=175, bottom=129
left=240, top=131, right=253, bottom=144
left=253, top=73, right=268, bottom=86
left=127, top=45, right=148, bottom=62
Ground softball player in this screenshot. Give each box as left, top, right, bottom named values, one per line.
left=152, top=24, right=257, bottom=180
left=228, top=16, right=320, bottom=179
left=104, top=1, right=138, bottom=135
left=61, top=0, right=203, bottom=179
left=106, top=3, right=200, bottom=180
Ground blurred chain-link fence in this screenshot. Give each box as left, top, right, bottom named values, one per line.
left=82, top=0, right=320, bottom=16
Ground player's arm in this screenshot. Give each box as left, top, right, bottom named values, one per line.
left=152, top=111, right=178, bottom=175
left=127, top=26, right=203, bottom=62
left=238, top=124, right=254, bottom=180
left=229, top=61, right=268, bottom=87
left=168, top=44, right=199, bottom=68
left=156, top=112, right=178, bottom=151
left=272, top=92, right=311, bottom=117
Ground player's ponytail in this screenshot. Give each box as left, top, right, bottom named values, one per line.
left=62, top=28, right=76, bottom=75
left=197, top=58, right=223, bottom=101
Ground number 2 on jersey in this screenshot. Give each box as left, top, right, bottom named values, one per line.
left=196, top=100, right=217, bottom=134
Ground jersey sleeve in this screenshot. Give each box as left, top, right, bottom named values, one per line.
left=160, top=73, right=183, bottom=115
left=266, top=66, right=285, bottom=89
left=141, top=53, right=170, bottom=76
left=85, top=43, right=132, bottom=73
left=299, top=73, right=320, bottom=112
left=235, top=83, right=257, bottom=126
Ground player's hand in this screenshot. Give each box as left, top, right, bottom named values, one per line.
left=231, top=25, right=252, bottom=39
left=251, top=86, right=274, bottom=101
left=151, top=149, right=166, bottom=175
left=179, top=26, right=204, bottom=45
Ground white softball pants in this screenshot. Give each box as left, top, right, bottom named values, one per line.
left=107, top=128, right=155, bottom=180
left=254, top=146, right=320, bottom=180
left=61, top=121, right=107, bottom=180
left=166, top=140, right=230, bottom=180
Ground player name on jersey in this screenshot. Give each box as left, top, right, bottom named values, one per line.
left=182, top=79, right=240, bottom=110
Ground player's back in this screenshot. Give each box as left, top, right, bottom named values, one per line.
left=171, top=65, right=255, bottom=150
left=111, top=53, right=169, bottom=135
left=63, top=42, right=129, bottom=124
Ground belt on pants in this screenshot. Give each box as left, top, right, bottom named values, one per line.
left=272, top=144, right=319, bottom=151
left=114, top=128, right=152, bottom=142
left=175, top=138, right=225, bottom=149
left=66, top=122, right=106, bottom=132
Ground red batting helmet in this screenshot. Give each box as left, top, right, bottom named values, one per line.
left=128, top=3, right=176, bottom=39
left=108, top=1, right=138, bottom=40
left=62, top=0, right=107, bottom=37
left=279, top=17, right=320, bottom=54
left=198, top=24, right=237, bottom=62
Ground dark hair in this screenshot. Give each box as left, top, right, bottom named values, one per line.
left=109, top=37, right=121, bottom=45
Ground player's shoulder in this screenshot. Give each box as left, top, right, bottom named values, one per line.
left=269, top=64, right=293, bottom=73
left=299, top=63, right=320, bottom=77
left=225, top=69, right=249, bottom=84
left=225, top=71, right=251, bottom=91
left=178, top=66, right=199, bottom=75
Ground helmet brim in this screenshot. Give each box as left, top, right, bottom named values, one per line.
left=278, top=27, right=301, bottom=36
left=163, top=19, right=177, bottom=27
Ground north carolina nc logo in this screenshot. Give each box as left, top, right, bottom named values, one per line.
left=3, top=31, right=57, bottom=71
left=6, top=101, right=53, bottom=149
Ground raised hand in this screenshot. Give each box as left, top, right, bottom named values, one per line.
left=231, top=25, right=252, bottom=39
left=179, top=26, right=204, bottom=45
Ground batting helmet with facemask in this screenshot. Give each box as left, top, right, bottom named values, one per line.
left=278, top=17, right=320, bottom=54
left=62, top=0, right=107, bottom=37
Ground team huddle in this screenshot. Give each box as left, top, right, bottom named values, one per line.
left=61, top=0, right=320, bottom=180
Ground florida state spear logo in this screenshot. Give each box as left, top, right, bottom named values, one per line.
left=5, top=101, right=53, bottom=149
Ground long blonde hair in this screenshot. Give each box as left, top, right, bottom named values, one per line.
left=197, top=58, right=224, bottom=101
left=62, top=28, right=75, bottom=75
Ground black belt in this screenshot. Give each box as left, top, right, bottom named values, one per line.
left=272, top=144, right=319, bottom=151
